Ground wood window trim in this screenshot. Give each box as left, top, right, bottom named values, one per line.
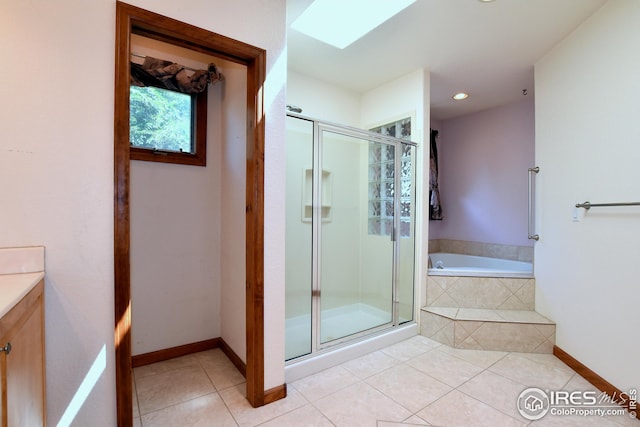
left=130, top=87, right=208, bottom=166
left=114, top=2, right=268, bottom=426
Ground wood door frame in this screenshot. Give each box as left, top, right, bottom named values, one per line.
left=114, top=2, right=266, bottom=425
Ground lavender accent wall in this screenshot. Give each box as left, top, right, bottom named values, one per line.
left=429, top=98, right=535, bottom=247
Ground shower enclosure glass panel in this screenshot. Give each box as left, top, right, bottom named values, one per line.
left=318, top=128, right=394, bottom=345
left=285, top=114, right=417, bottom=361
left=285, top=116, right=313, bottom=360
left=397, top=143, right=416, bottom=324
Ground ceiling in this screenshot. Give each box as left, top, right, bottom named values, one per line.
left=286, top=0, right=608, bottom=120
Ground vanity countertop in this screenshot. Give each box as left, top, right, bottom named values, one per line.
left=0, top=272, right=45, bottom=318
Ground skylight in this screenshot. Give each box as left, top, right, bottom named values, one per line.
left=291, top=0, right=416, bottom=49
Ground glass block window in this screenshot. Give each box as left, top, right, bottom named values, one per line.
left=369, top=118, right=412, bottom=237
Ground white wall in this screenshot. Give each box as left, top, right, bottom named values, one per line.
left=130, top=159, right=222, bottom=355
left=535, top=0, right=639, bottom=391
left=0, top=0, right=286, bottom=424
left=220, top=60, right=248, bottom=361
left=430, top=98, right=535, bottom=247
left=287, top=71, right=361, bottom=126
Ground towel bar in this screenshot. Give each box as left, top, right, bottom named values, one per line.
left=575, top=201, right=640, bottom=210
left=528, top=167, right=540, bottom=240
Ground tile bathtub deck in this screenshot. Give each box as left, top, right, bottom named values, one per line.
left=133, top=336, right=639, bottom=427
left=424, top=307, right=554, bottom=324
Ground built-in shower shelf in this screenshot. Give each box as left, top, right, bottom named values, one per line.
left=302, top=168, right=332, bottom=222
left=421, top=306, right=555, bottom=354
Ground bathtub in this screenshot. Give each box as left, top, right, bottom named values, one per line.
left=428, top=252, right=533, bottom=278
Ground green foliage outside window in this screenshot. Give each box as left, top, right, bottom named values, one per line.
left=129, top=86, right=193, bottom=153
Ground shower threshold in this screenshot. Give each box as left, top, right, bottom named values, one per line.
left=285, top=310, right=417, bottom=383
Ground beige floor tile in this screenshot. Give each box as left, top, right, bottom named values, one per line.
left=458, top=370, right=529, bottom=420
left=407, top=348, right=484, bottom=388
left=132, top=377, right=140, bottom=418
left=132, top=340, right=638, bottom=427
left=377, top=421, right=431, bottom=427
left=609, top=413, right=640, bottom=427
left=488, top=353, right=574, bottom=390
left=136, top=364, right=216, bottom=415
left=516, top=352, right=573, bottom=373
left=366, top=364, right=452, bottom=413
left=563, top=372, right=594, bottom=390
left=559, top=376, right=640, bottom=427
left=417, top=390, right=527, bottom=427
left=259, top=403, right=334, bottom=426
left=141, top=393, right=238, bottom=427
left=133, top=353, right=200, bottom=380
left=340, top=349, right=400, bottom=379
left=381, top=335, right=441, bottom=362
left=196, top=349, right=246, bottom=391
left=290, top=365, right=359, bottom=401
left=529, top=413, right=624, bottom=426
left=403, top=414, right=434, bottom=425
left=313, top=381, right=412, bottom=426
left=219, top=383, right=308, bottom=427
left=436, top=346, right=507, bottom=369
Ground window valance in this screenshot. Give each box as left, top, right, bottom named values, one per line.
left=130, top=55, right=224, bottom=94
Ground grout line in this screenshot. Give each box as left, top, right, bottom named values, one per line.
left=195, top=352, right=218, bottom=391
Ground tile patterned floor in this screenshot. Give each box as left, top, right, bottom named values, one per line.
left=133, top=336, right=639, bottom=427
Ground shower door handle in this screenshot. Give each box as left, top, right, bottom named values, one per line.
left=528, top=167, right=540, bottom=241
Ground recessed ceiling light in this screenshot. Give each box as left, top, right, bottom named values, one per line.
left=452, top=92, right=469, bottom=100
left=478, top=0, right=496, bottom=3
left=291, top=0, right=416, bottom=49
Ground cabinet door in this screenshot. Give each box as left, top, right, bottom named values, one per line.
left=5, top=302, right=44, bottom=427
left=1, top=350, right=5, bottom=426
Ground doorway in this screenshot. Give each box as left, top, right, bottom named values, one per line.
left=114, top=2, right=267, bottom=425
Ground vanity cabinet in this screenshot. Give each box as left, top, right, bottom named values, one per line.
left=0, top=278, right=45, bottom=427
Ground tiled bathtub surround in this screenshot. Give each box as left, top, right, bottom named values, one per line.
left=421, top=307, right=556, bottom=353
left=424, top=253, right=556, bottom=353
left=427, top=276, right=535, bottom=310
left=428, top=239, right=534, bottom=263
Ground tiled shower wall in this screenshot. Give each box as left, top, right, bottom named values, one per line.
left=428, top=239, right=533, bottom=263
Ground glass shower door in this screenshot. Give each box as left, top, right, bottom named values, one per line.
left=317, top=126, right=395, bottom=346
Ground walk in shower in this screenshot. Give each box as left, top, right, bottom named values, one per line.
left=285, top=113, right=418, bottom=364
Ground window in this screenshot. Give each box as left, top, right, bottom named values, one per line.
left=130, top=81, right=207, bottom=166
left=368, top=117, right=413, bottom=237
left=130, top=86, right=193, bottom=153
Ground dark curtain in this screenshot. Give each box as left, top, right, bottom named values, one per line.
left=130, top=56, right=224, bottom=94
left=429, top=128, right=443, bottom=220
